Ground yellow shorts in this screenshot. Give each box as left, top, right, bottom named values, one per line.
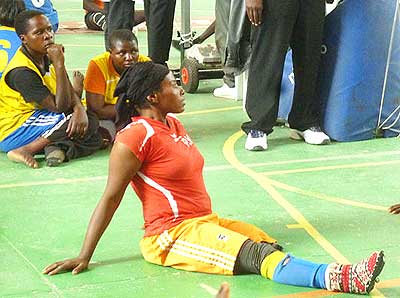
left=140, top=213, right=276, bottom=275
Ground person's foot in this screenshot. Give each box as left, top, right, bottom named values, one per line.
left=389, top=203, right=400, bottom=214
left=72, top=70, right=84, bottom=99
left=46, top=149, right=65, bottom=167
left=290, top=126, right=330, bottom=145
left=7, top=148, right=39, bottom=168
left=215, top=283, right=230, bottom=298
left=326, top=251, right=385, bottom=294
left=213, top=83, right=236, bottom=100
left=245, top=129, right=267, bottom=151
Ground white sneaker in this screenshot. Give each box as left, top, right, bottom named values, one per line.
left=245, top=130, right=268, bottom=151
left=213, top=83, right=236, bottom=99
left=290, top=126, right=331, bottom=145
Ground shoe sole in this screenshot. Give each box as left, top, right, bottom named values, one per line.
left=245, top=145, right=266, bottom=151
left=366, top=250, right=385, bottom=293
left=290, top=130, right=331, bottom=145
left=46, top=157, right=63, bottom=167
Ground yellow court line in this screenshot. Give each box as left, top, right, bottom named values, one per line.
left=262, top=160, right=400, bottom=176
left=286, top=224, right=303, bottom=229
left=377, top=278, right=400, bottom=289
left=267, top=179, right=388, bottom=212
left=273, top=278, right=400, bottom=297
left=223, top=131, right=349, bottom=264
left=223, top=130, right=385, bottom=298
left=273, top=289, right=340, bottom=297
left=241, top=150, right=400, bottom=167
left=179, top=106, right=242, bottom=116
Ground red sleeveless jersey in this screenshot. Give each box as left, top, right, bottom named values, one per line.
left=115, top=115, right=212, bottom=236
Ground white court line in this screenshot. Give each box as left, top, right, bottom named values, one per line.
left=1, top=234, right=64, bottom=297
left=199, top=283, right=218, bottom=296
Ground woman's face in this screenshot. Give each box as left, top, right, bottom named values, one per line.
left=110, top=39, right=138, bottom=75
left=155, top=72, right=185, bottom=114
left=21, top=15, right=54, bottom=55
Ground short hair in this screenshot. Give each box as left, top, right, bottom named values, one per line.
left=0, top=0, right=25, bottom=27
left=109, top=29, right=138, bottom=50
left=15, top=10, right=45, bottom=36
left=114, top=62, right=170, bottom=130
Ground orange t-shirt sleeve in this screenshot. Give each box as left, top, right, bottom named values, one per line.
left=84, top=60, right=106, bottom=95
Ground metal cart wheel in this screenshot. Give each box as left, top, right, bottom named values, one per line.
left=180, top=57, right=199, bottom=93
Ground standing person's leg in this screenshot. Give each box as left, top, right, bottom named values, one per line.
left=242, top=0, right=298, bottom=150
left=215, top=0, right=234, bottom=88
left=288, top=0, right=324, bottom=131
left=288, top=0, right=330, bottom=145
left=144, top=0, right=176, bottom=65
left=104, top=0, right=134, bottom=48
left=213, top=0, right=236, bottom=99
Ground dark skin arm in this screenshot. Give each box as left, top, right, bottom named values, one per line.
left=193, top=21, right=216, bottom=44
left=41, top=44, right=73, bottom=113
left=389, top=204, right=400, bottom=214
left=86, top=91, right=116, bottom=120
left=66, top=80, right=89, bottom=138
left=245, top=0, right=263, bottom=26
left=42, top=142, right=141, bottom=275
left=39, top=44, right=88, bottom=138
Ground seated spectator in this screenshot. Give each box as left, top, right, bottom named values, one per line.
left=0, top=0, right=25, bottom=79
left=0, top=10, right=104, bottom=168
left=23, top=0, right=59, bottom=32
left=83, top=0, right=145, bottom=32
left=84, top=29, right=149, bottom=140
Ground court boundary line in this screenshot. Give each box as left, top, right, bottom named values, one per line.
left=222, top=130, right=385, bottom=298
left=1, top=234, right=64, bottom=297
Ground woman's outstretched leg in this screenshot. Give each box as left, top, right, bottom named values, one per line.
left=235, top=240, right=385, bottom=295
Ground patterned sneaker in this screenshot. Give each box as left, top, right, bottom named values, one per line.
left=245, top=130, right=267, bottom=151
left=325, top=251, right=385, bottom=294
left=290, top=126, right=330, bottom=145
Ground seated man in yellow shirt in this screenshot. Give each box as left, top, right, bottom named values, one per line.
left=84, top=29, right=150, bottom=140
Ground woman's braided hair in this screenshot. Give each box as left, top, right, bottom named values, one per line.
left=114, top=61, right=170, bottom=131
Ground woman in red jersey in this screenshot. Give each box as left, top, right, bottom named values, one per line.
left=43, top=62, right=384, bottom=295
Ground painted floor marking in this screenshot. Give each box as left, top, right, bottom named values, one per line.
left=180, top=106, right=242, bottom=116
left=199, top=283, right=219, bottom=296
left=272, top=278, right=400, bottom=297
left=1, top=234, right=64, bottom=297
left=262, top=160, right=400, bottom=176
left=267, top=179, right=388, bottom=212
left=222, top=130, right=385, bottom=298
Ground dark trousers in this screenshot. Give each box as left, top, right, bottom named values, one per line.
left=242, top=0, right=325, bottom=134
left=45, top=111, right=103, bottom=161
left=104, top=0, right=135, bottom=48
left=215, top=0, right=235, bottom=87
left=144, top=0, right=176, bottom=65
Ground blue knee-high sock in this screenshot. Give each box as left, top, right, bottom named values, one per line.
left=272, top=254, right=328, bottom=289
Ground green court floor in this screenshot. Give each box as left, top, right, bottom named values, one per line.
left=1, top=1, right=400, bottom=297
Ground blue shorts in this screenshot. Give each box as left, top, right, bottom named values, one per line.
left=0, top=110, right=67, bottom=152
